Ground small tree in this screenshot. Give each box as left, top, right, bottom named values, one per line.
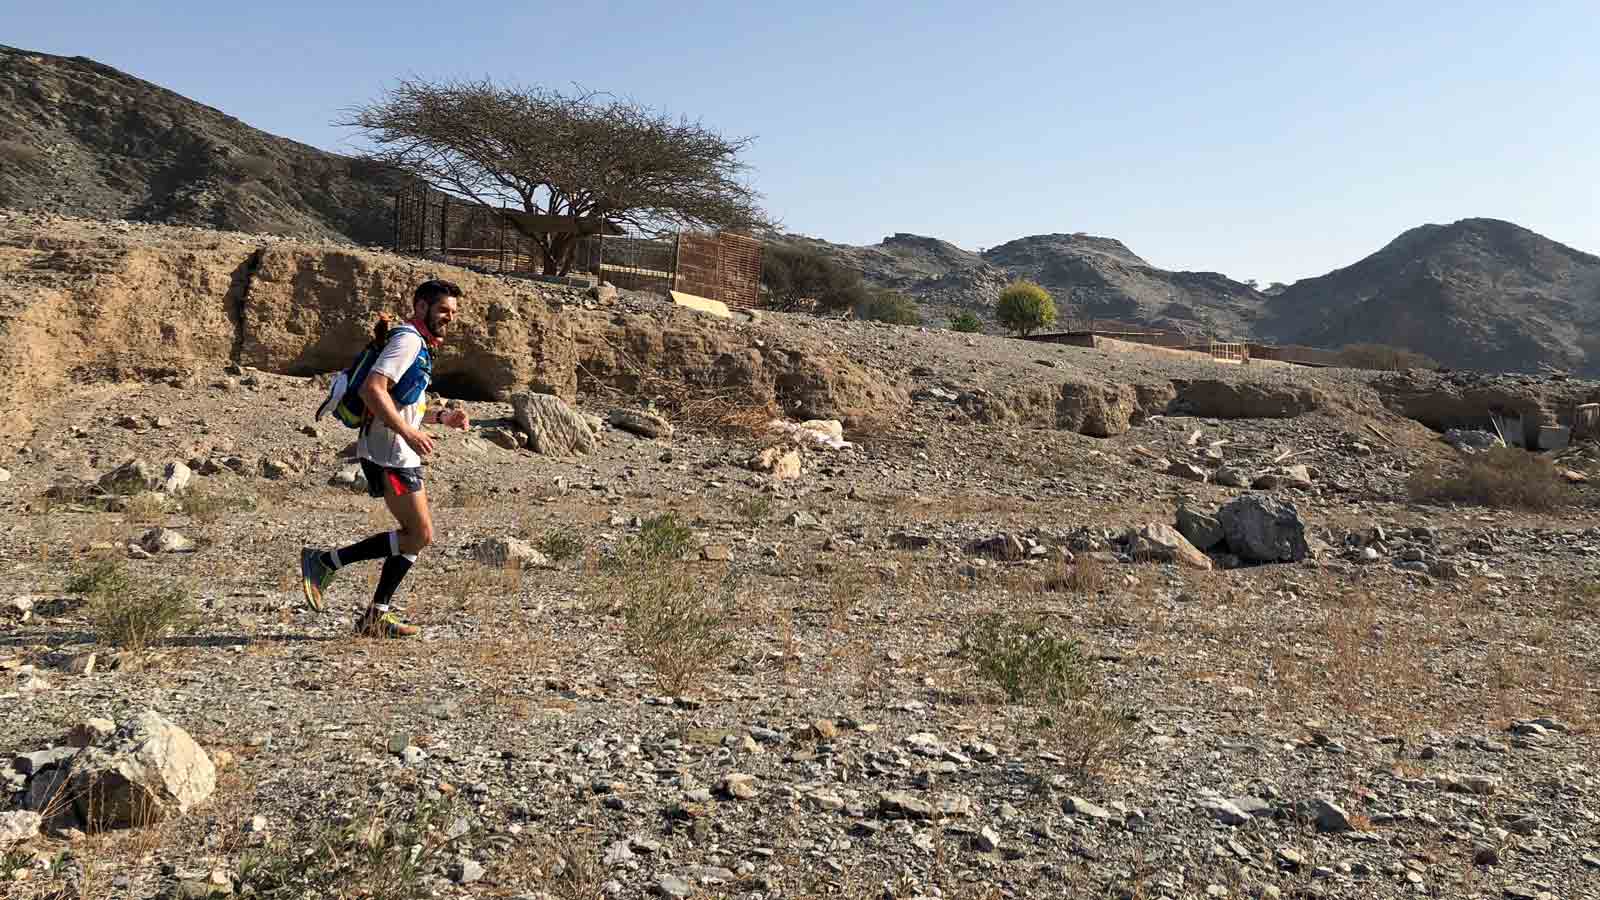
left=341, top=79, right=768, bottom=275
left=856, top=291, right=921, bottom=325
left=761, top=243, right=871, bottom=312
left=948, top=310, right=983, bottom=333
left=995, top=281, right=1057, bottom=336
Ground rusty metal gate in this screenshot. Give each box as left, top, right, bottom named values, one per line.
left=673, top=232, right=763, bottom=309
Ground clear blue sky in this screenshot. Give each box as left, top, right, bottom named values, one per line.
left=6, top=1, right=1598, bottom=284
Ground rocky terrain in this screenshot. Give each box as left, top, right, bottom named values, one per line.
left=0, top=45, right=404, bottom=245
left=773, top=232, right=1265, bottom=339
left=3, top=213, right=1600, bottom=900
left=1262, top=219, right=1600, bottom=377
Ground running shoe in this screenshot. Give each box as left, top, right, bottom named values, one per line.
left=300, top=547, right=335, bottom=612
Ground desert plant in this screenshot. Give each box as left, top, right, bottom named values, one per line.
left=1407, top=447, right=1565, bottom=511
left=238, top=795, right=471, bottom=900
left=737, top=494, right=774, bottom=525
left=618, top=568, right=739, bottom=695
left=1033, top=698, right=1139, bottom=783
left=538, top=529, right=586, bottom=563
left=1338, top=342, right=1440, bottom=371
left=948, top=310, right=983, bottom=333
left=231, top=153, right=277, bottom=180
left=120, top=492, right=169, bottom=523
left=964, top=613, right=1091, bottom=704
left=66, top=559, right=134, bottom=597
left=855, top=291, right=922, bottom=325
left=759, top=243, right=872, bottom=312
left=604, top=513, right=695, bottom=572
left=89, top=582, right=194, bottom=652
left=995, top=280, right=1057, bottom=336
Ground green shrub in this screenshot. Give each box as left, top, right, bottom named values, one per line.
left=1408, top=447, right=1565, bottom=511
left=538, top=529, right=586, bottom=563
left=66, top=559, right=134, bottom=597
left=948, top=310, right=983, bottom=333
left=239, top=795, right=470, bottom=900
left=619, top=569, right=738, bottom=695
left=964, top=613, right=1090, bottom=704
left=737, top=494, right=774, bottom=525
left=855, top=291, right=921, bottom=325
left=604, top=513, right=695, bottom=572
left=760, top=243, right=872, bottom=313
left=995, top=280, right=1057, bottom=336
left=90, top=582, right=194, bottom=653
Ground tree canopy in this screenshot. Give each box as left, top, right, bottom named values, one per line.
left=341, top=79, right=768, bottom=274
left=995, top=281, right=1057, bottom=336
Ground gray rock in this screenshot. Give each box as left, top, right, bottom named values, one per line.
left=1303, top=798, right=1353, bottom=833
left=1217, top=493, right=1309, bottom=563
left=718, top=773, right=759, bottom=800
left=1167, top=460, right=1209, bottom=482
left=1282, top=464, right=1314, bottom=488
left=604, top=839, right=635, bottom=867
left=1129, top=522, right=1213, bottom=570
left=656, top=874, right=694, bottom=898
left=451, top=858, right=485, bottom=884
left=139, top=527, right=195, bottom=554
left=975, top=826, right=1001, bottom=853
left=1176, top=506, right=1225, bottom=551
left=63, top=719, right=115, bottom=749
left=609, top=407, right=673, bottom=440
left=879, top=790, right=935, bottom=819
left=1200, top=798, right=1251, bottom=826
left=1214, top=467, right=1252, bottom=488
left=14, top=746, right=79, bottom=776
left=57, top=711, right=217, bottom=830
left=0, top=810, right=41, bottom=846
left=99, top=459, right=159, bottom=494
left=159, top=461, right=193, bottom=494
left=474, top=537, right=550, bottom=570
left=512, top=392, right=596, bottom=456
left=1064, top=796, right=1114, bottom=821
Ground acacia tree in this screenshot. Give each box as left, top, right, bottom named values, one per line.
left=341, top=79, right=768, bottom=275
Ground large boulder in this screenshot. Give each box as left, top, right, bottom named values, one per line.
left=52, top=711, right=216, bottom=831
left=1057, top=382, right=1139, bottom=437
left=1175, top=506, right=1225, bottom=551
left=1128, top=523, right=1213, bottom=570
left=0, top=811, right=41, bottom=846
left=511, top=392, right=595, bottom=456
left=1217, top=494, right=1309, bottom=563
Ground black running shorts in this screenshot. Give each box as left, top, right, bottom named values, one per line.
left=360, top=459, right=425, bottom=499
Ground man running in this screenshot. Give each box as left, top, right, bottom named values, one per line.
left=300, top=279, right=470, bottom=637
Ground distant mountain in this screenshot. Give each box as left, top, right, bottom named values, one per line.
left=0, top=45, right=403, bottom=243
left=1265, top=218, right=1600, bottom=375
left=775, top=230, right=1266, bottom=337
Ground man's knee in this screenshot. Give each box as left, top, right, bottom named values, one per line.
left=400, top=524, right=433, bottom=553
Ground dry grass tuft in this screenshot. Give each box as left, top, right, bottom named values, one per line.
left=1408, top=448, right=1566, bottom=510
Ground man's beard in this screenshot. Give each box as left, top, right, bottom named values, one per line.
left=427, top=311, right=448, bottom=335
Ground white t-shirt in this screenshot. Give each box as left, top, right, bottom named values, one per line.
left=357, top=328, right=429, bottom=469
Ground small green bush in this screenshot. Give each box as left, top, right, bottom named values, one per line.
left=619, top=569, right=738, bottom=695
left=239, top=795, right=470, bottom=900
left=855, top=291, right=921, bottom=325
left=995, top=280, right=1057, bottom=336
left=964, top=613, right=1090, bottom=704
left=1408, top=447, right=1565, bottom=511
left=948, top=310, right=983, bottom=333
left=90, top=582, right=194, bottom=652
left=738, top=494, right=774, bottom=525
left=66, top=560, right=134, bottom=597
left=604, top=513, right=695, bottom=572
left=538, top=529, right=586, bottom=563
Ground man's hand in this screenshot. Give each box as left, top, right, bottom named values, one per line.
left=402, top=427, right=436, bottom=458
left=440, top=408, right=470, bottom=431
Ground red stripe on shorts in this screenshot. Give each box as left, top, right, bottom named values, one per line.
left=387, top=471, right=411, bottom=496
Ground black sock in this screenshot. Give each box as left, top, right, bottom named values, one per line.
left=323, top=531, right=396, bottom=571
left=373, top=553, right=416, bottom=609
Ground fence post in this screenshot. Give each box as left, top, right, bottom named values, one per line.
left=670, top=232, right=681, bottom=293
left=439, top=198, right=449, bottom=254
left=391, top=192, right=400, bottom=251
left=498, top=209, right=506, bottom=273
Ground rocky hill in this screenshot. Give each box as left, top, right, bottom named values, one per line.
left=778, top=231, right=1266, bottom=338
left=0, top=45, right=403, bottom=244
left=1264, top=218, right=1600, bottom=375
